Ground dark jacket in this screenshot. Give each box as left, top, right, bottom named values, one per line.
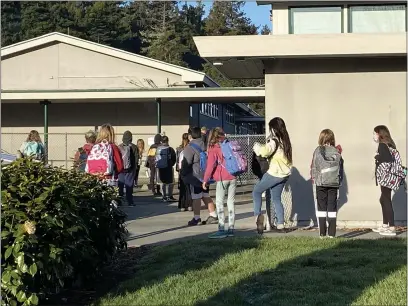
left=375, top=142, right=394, bottom=185
left=121, top=131, right=139, bottom=173
left=180, top=138, right=206, bottom=187
left=158, top=144, right=176, bottom=184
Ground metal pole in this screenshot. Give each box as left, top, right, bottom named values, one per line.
left=156, top=98, right=162, bottom=134
left=65, top=133, right=68, bottom=169
left=40, top=100, right=51, bottom=162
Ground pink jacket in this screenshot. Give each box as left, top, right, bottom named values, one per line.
left=203, top=144, right=235, bottom=183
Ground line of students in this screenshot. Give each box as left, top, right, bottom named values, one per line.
left=179, top=118, right=406, bottom=239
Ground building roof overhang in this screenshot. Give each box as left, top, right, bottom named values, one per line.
left=193, top=32, right=406, bottom=79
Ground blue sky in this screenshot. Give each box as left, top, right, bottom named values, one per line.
left=182, top=1, right=271, bottom=29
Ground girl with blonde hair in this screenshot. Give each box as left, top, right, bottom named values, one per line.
left=86, top=124, right=123, bottom=184
left=134, top=139, right=145, bottom=187
left=19, top=130, right=45, bottom=161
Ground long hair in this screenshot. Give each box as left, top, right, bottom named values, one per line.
left=374, top=125, right=396, bottom=149
left=180, top=133, right=189, bottom=148
left=207, top=127, right=224, bottom=149
left=269, top=117, right=292, bottom=164
left=26, top=130, right=42, bottom=143
left=96, top=123, right=115, bottom=143
left=318, top=129, right=335, bottom=146
left=137, top=139, right=145, bottom=153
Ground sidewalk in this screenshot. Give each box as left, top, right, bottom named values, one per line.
left=123, top=189, right=407, bottom=247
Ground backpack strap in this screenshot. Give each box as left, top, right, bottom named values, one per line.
left=190, top=143, right=203, bottom=153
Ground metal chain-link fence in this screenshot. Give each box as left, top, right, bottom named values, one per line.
left=228, top=134, right=266, bottom=185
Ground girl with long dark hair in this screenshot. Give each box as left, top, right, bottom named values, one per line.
left=177, top=133, right=192, bottom=211
left=252, top=117, right=292, bottom=234
left=372, top=125, right=403, bottom=236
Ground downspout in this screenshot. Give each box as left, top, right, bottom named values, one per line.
left=40, top=100, right=51, bottom=162
left=156, top=98, right=162, bottom=134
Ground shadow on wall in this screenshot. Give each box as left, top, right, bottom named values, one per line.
left=393, top=185, right=407, bottom=224
left=288, top=167, right=349, bottom=227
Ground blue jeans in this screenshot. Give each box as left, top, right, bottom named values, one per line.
left=253, top=173, right=288, bottom=225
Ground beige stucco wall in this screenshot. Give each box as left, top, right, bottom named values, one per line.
left=1, top=42, right=184, bottom=90
left=265, top=57, right=407, bottom=226
left=2, top=101, right=189, bottom=171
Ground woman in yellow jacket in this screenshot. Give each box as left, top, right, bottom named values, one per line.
left=253, top=117, right=292, bottom=234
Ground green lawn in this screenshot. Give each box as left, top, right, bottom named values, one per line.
left=96, top=237, right=406, bottom=306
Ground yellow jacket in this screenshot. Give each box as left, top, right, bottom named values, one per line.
left=253, top=138, right=292, bottom=178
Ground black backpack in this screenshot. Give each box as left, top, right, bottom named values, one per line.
left=251, top=138, right=279, bottom=179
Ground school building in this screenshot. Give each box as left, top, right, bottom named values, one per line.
left=194, top=1, right=407, bottom=226
left=1, top=32, right=264, bottom=168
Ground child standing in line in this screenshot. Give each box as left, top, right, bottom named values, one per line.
left=203, top=127, right=237, bottom=239
left=311, top=129, right=343, bottom=238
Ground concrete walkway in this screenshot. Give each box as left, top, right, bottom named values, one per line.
left=123, top=189, right=407, bottom=247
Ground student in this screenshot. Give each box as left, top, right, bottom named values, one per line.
left=19, top=130, right=45, bottom=161
left=203, top=127, right=237, bottom=239
left=86, top=123, right=123, bottom=186
left=252, top=117, right=292, bottom=234
left=145, top=134, right=162, bottom=196
left=373, top=125, right=406, bottom=236
left=201, top=126, right=208, bottom=148
left=177, top=133, right=192, bottom=211
left=73, top=130, right=96, bottom=171
left=311, top=129, right=343, bottom=238
left=118, top=131, right=139, bottom=206
left=135, top=139, right=145, bottom=187
left=156, top=136, right=177, bottom=202
left=181, top=126, right=218, bottom=226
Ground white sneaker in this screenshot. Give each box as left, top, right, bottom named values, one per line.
left=379, top=227, right=397, bottom=236
left=372, top=225, right=389, bottom=233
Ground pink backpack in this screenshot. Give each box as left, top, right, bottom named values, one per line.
left=85, top=141, right=114, bottom=176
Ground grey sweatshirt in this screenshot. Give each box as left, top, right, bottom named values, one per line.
left=182, top=138, right=206, bottom=181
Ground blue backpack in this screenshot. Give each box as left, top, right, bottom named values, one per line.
left=220, top=139, right=248, bottom=177
left=190, top=143, right=215, bottom=184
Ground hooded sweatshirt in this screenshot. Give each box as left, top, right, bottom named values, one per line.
left=181, top=138, right=206, bottom=184
left=203, top=143, right=235, bottom=183
left=146, top=134, right=162, bottom=168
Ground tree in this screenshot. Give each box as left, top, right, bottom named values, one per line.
left=21, top=1, right=55, bottom=40
left=260, top=24, right=271, bottom=35
left=1, top=1, right=22, bottom=46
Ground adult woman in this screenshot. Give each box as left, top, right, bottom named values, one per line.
left=135, top=139, right=145, bottom=187
left=19, top=130, right=45, bottom=161
left=372, top=125, right=403, bottom=236
left=177, top=133, right=192, bottom=211
left=252, top=117, right=292, bottom=234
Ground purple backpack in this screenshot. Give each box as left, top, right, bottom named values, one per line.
left=220, top=139, right=248, bottom=177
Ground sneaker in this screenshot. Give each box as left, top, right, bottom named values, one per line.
left=180, top=208, right=186, bottom=212
left=256, top=214, right=264, bottom=234
left=188, top=218, right=201, bottom=226
left=328, top=236, right=335, bottom=239
left=208, top=231, right=227, bottom=239
left=227, top=229, right=234, bottom=237
left=168, top=196, right=177, bottom=202
left=187, top=207, right=193, bottom=211
left=372, top=225, right=389, bottom=233
left=162, top=197, right=168, bottom=202
left=379, top=227, right=397, bottom=236
left=203, top=216, right=218, bottom=225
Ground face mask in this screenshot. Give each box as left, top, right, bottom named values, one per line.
left=373, top=133, right=379, bottom=143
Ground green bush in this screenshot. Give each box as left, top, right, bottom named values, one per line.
left=1, top=159, right=128, bottom=306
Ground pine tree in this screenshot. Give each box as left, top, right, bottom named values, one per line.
left=21, top=1, right=55, bottom=40
left=260, top=24, right=271, bottom=35
left=1, top=1, right=22, bottom=46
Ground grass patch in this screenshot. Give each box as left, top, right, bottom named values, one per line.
left=96, top=237, right=406, bottom=306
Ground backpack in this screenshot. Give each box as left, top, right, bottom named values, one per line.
left=23, top=142, right=43, bottom=160
left=190, top=143, right=214, bottom=183
left=119, top=144, right=132, bottom=171
left=155, top=146, right=170, bottom=169
left=313, top=146, right=342, bottom=187
left=147, top=147, right=157, bottom=157
left=85, top=141, right=114, bottom=176
left=251, top=139, right=279, bottom=179
left=220, top=139, right=248, bottom=177
left=376, top=146, right=407, bottom=191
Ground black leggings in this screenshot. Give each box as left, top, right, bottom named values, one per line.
left=380, top=186, right=394, bottom=226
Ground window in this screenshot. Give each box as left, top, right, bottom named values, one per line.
left=226, top=106, right=235, bottom=124
left=200, top=103, right=219, bottom=119
left=289, top=6, right=343, bottom=34
left=349, top=4, right=406, bottom=33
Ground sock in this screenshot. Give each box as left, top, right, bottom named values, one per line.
left=209, top=211, right=217, bottom=218
left=194, top=215, right=201, bottom=220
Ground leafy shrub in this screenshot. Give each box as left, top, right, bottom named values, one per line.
left=1, top=159, right=128, bottom=305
